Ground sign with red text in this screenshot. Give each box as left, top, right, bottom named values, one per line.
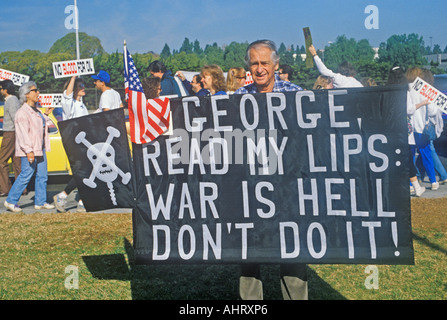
left=38, top=94, right=63, bottom=108
left=0, top=68, right=29, bottom=86
left=411, top=76, right=447, bottom=113
left=52, top=58, right=95, bottom=79
left=244, top=71, right=254, bottom=86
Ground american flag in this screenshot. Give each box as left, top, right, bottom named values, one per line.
left=124, top=45, right=170, bottom=144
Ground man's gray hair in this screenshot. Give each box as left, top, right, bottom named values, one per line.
left=19, top=81, right=37, bottom=104
left=244, top=40, right=280, bottom=66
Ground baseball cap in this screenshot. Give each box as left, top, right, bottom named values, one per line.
left=91, top=70, right=111, bottom=83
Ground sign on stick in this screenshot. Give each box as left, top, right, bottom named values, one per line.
left=52, top=58, right=95, bottom=79
left=0, top=68, right=29, bottom=86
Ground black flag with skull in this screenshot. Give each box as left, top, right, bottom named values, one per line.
left=58, top=108, right=135, bottom=212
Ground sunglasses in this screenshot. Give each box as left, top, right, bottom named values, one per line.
left=29, top=89, right=39, bottom=93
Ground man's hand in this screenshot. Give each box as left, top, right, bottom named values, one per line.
left=176, top=71, right=186, bottom=81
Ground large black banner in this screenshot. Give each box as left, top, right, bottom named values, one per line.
left=59, top=108, right=135, bottom=212
left=133, top=86, right=414, bottom=265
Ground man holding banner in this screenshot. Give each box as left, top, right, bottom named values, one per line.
left=235, top=40, right=308, bottom=300
left=60, top=38, right=414, bottom=300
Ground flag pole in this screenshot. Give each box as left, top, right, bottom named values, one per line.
left=74, top=0, right=80, bottom=60
left=123, top=40, right=128, bottom=75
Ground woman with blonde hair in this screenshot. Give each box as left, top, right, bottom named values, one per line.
left=200, top=64, right=227, bottom=95
left=226, top=67, right=246, bottom=93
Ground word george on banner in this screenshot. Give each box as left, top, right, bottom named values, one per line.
left=132, top=86, right=414, bottom=266
left=52, top=58, right=95, bottom=79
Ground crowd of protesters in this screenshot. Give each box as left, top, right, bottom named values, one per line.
left=0, top=39, right=446, bottom=301
left=1, top=39, right=446, bottom=209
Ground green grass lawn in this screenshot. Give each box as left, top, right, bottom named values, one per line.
left=0, top=198, right=445, bottom=300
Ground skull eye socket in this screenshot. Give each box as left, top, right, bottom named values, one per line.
left=106, top=152, right=112, bottom=157
left=92, top=155, right=97, bottom=160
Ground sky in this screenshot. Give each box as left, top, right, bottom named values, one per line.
left=1, top=0, right=446, bottom=55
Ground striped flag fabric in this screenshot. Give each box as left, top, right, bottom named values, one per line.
left=124, top=44, right=170, bottom=144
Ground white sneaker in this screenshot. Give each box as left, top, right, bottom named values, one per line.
left=439, top=179, right=447, bottom=185
left=4, top=200, right=22, bottom=213
left=34, top=203, right=55, bottom=210
left=415, top=186, right=426, bottom=197
left=431, top=182, right=439, bottom=191
left=410, top=185, right=415, bottom=196
left=53, top=194, right=67, bottom=212
left=76, top=200, right=86, bottom=213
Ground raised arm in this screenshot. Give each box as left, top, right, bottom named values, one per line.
left=309, top=45, right=336, bottom=78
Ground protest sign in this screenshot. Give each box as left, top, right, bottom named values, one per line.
left=410, top=76, right=447, bottom=113
left=0, top=68, right=29, bottom=86
left=58, top=108, right=135, bottom=212
left=38, top=94, right=63, bottom=108
left=245, top=71, right=254, bottom=86
left=52, top=58, right=95, bottom=79
left=132, top=86, right=414, bottom=265
left=303, top=27, right=314, bottom=68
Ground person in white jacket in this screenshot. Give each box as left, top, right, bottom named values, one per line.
left=54, top=76, right=89, bottom=212
left=308, top=45, right=363, bottom=88
left=388, top=66, right=426, bottom=196
left=407, top=67, right=440, bottom=190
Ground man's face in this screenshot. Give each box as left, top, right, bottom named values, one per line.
left=150, top=71, right=163, bottom=79
left=93, top=79, right=103, bottom=90
left=191, top=76, right=201, bottom=92
left=279, top=69, right=288, bottom=81
left=248, top=46, right=278, bottom=92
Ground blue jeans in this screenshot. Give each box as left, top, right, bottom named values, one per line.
left=6, top=153, right=48, bottom=206
left=416, top=140, right=447, bottom=181
left=413, top=132, right=436, bottom=183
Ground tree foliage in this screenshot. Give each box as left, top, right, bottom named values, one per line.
left=0, top=32, right=444, bottom=103
left=48, top=32, right=105, bottom=59
left=323, top=35, right=376, bottom=70
left=378, top=33, right=427, bottom=69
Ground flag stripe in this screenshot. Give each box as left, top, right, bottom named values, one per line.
left=124, top=46, right=170, bottom=144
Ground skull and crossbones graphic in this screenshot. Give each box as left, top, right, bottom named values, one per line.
left=75, top=126, right=131, bottom=205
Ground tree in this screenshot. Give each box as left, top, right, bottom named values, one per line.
left=179, top=38, right=193, bottom=54
left=433, top=44, right=442, bottom=54
left=222, top=41, right=248, bottom=70
left=193, top=40, right=203, bottom=55
left=323, top=35, right=375, bottom=70
left=164, top=51, right=204, bottom=72
left=204, top=43, right=224, bottom=67
left=160, top=43, right=171, bottom=59
left=378, top=33, right=426, bottom=68
left=278, top=43, right=287, bottom=54
left=48, top=32, right=105, bottom=59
